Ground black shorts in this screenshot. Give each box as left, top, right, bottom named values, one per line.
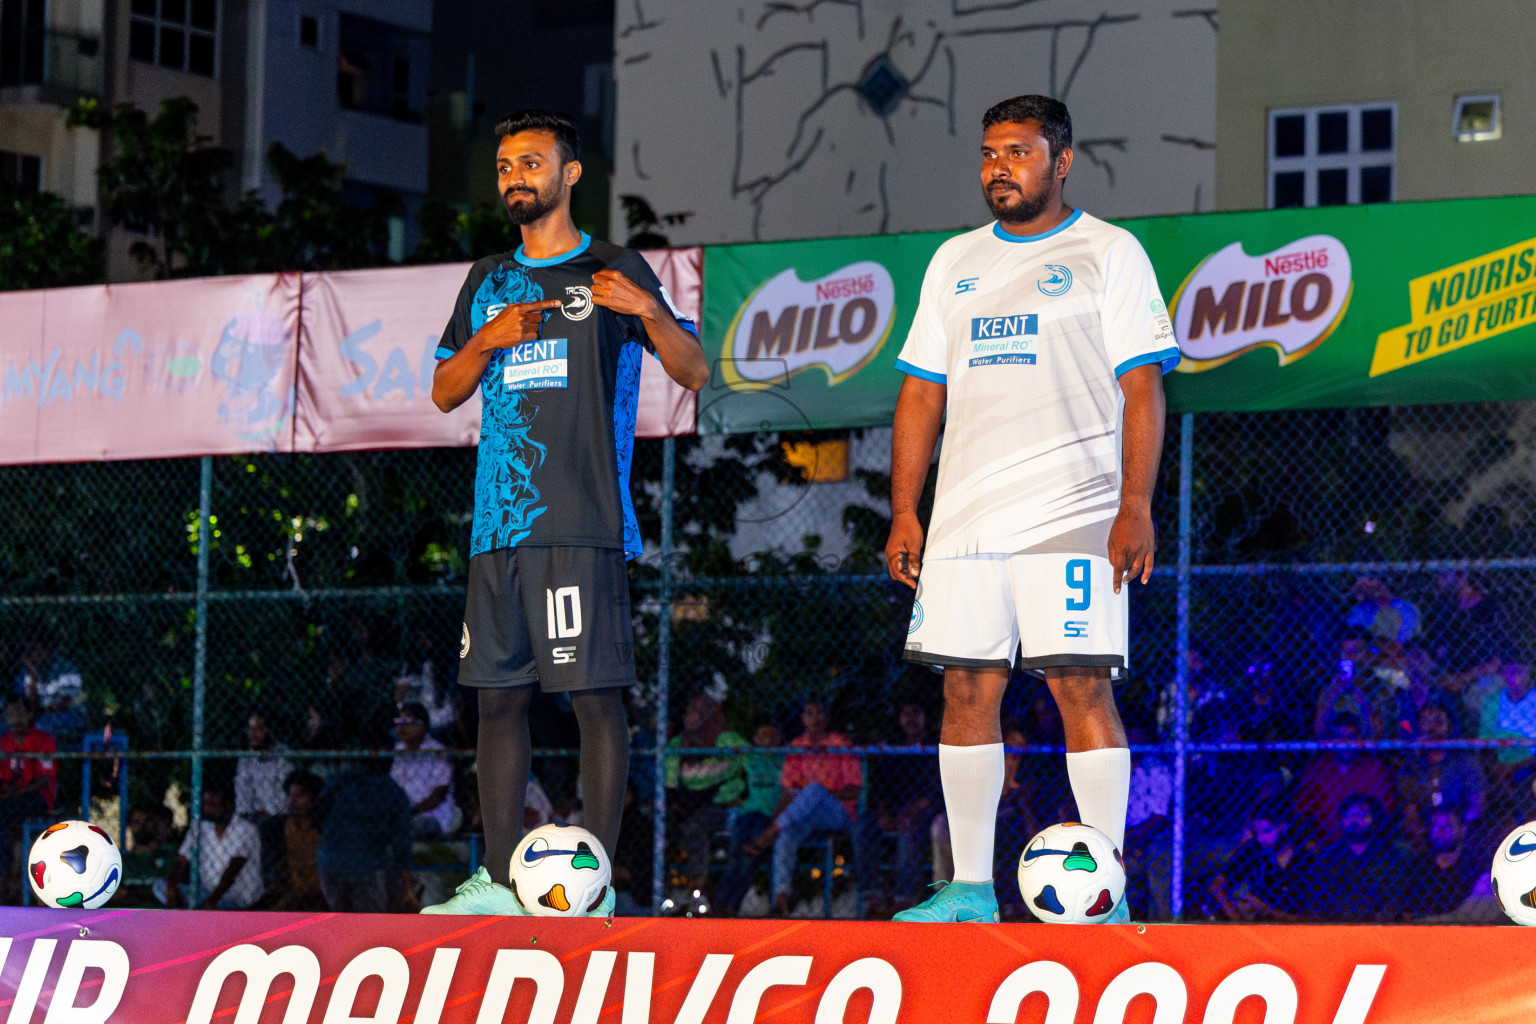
left=459, top=546, right=637, bottom=692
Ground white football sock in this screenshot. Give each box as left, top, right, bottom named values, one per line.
left=1066, top=747, right=1131, bottom=851
left=938, top=743, right=1004, bottom=884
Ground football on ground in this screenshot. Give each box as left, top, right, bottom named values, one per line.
left=509, top=822, right=612, bottom=917
left=1016, top=821, right=1125, bottom=924
left=1491, top=820, right=1536, bottom=926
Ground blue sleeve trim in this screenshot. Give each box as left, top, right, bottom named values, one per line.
left=678, top=319, right=699, bottom=338
left=895, top=358, right=946, bottom=384
left=435, top=345, right=456, bottom=361
left=1115, top=346, right=1182, bottom=378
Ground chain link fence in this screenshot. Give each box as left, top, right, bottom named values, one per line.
left=2, top=401, right=1534, bottom=920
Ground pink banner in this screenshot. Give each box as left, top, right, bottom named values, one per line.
left=0, top=249, right=701, bottom=466
left=0, top=275, right=300, bottom=465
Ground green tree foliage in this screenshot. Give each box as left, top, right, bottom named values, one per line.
left=0, top=187, right=103, bottom=288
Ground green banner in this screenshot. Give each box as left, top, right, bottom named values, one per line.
left=699, top=195, right=1536, bottom=431
left=698, top=231, right=951, bottom=434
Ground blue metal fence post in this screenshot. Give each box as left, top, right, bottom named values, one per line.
left=189, top=455, right=212, bottom=904
left=1171, top=414, right=1194, bottom=919
left=652, top=437, right=676, bottom=912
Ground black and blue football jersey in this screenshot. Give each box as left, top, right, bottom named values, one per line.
left=436, top=233, right=695, bottom=560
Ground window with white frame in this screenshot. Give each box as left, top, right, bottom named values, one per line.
left=129, top=0, right=217, bottom=77
left=1268, top=103, right=1395, bottom=209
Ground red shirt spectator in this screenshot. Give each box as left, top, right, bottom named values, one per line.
left=780, top=708, right=863, bottom=818
left=1, top=709, right=58, bottom=811
left=1294, top=714, right=1392, bottom=843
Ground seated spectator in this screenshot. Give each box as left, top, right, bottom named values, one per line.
left=862, top=703, right=939, bottom=915
left=1402, top=805, right=1485, bottom=920
left=258, top=771, right=325, bottom=911
left=665, top=695, right=748, bottom=891
left=1479, top=661, right=1536, bottom=784
left=1396, top=701, right=1484, bottom=848
left=1345, top=576, right=1420, bottom=644
left=390, top=702, right=456, bottom=838
left=744, top=700, right=863, bottom=916
left=1154, top=645, right=1230, bottom=738
left=1428, top=572, right=1507, bottom=676
left=393, top=627, right=460, bottom=743
left=119, top=803, right=177, bottom=907
left=1314, top=630, right=1408, bottom=740
left=1208, top=799, right=1311, bottom=922
left=315, top=757, right=416, bottom=913
left=235, top=712, right=294, bottom=824
left=160, top=782, right=262, bottom=910
left=716, top=720, right=784, bottom=915
left=0, top=696, right=57, bottom=896
left=1293, top=713, right=1394, bottom=844
left=1311, top=794, right=1404, bottom=921
left=13, top=636, right=86, bottom=744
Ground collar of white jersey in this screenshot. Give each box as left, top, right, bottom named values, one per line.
left=991, top=208, right=1082, bottom=244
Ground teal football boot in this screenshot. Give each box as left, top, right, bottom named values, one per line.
left=892, top=880, right=1000, bottom=923
left=420, top=866, right=529, bottom=916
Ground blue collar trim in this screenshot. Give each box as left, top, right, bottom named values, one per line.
left=992, top=209, right=1082, bottom=243
left=515, top=232, right=592, bottom=267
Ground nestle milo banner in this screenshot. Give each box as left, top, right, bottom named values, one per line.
left=700, top=195, right=1536, bottom=430
left=699, top=232, right=949, bottom=433
left=1122, top=194, right=1536, bottom=412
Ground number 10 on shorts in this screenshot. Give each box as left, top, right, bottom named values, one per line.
left=546, top=586, right=583, bottom=639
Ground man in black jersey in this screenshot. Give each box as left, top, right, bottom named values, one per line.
left=423, top=110, right=706, bottom=915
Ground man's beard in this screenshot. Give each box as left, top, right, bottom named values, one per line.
left=984, top=179, right=1052, bottom=224
left=502, top=183, right=562, bottom=226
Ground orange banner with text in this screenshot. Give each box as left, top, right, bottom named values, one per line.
left=0, top=908, right=1529, bottom=1023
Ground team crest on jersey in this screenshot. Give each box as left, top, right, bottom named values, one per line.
left=1038, top=265, right=1073, bottom=296
left=563, top=286, right=595, bottom=321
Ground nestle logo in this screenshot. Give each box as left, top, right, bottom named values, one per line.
left=815, top=274, right=876, bottom=302
left=1264, top=247, right=1329, bottom=277
left=971, top=314, right=1037, bottom=340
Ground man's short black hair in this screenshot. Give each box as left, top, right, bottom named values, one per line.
left=982, top=95, right=1072, bottom=159
left=494, top=109, right=581, bottom=165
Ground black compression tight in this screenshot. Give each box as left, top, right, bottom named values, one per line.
left=476, top=685, right=629, bottom=888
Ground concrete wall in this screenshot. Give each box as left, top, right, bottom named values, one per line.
left=612, top=0, right=1216, bottom=245
left=1216, top=0, right=1536, bottom=210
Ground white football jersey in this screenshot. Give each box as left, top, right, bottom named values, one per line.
left=896, top=210, right=1180, bottom=559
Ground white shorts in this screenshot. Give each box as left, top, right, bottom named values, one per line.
left=903, top=553, right=1128, bottom=674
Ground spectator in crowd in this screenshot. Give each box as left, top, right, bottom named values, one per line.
left=664, top=695, right=748, bottom=892
left=1403, top=806, right=1485, bottom=920
left=13, top=635, right=86, bottom=743
left=390, top=702, right=456, bottom=838
left=1208, top=799, right=1311, bottom=922
left=1428, top=572, right=1507, bottom=676
left=160, top=782, right=262, bottom=910
left=393, top=627, right=461, bottom=743
left=234, top=712, right=294, bottom=824
left=744, top=700, right=863, bottom=916
left=1479, top=660, right=1536, bottom=785
left=1154, top=645, right=1230, bottom=739
left=1311, top=794, right=1404, bottom=921
left=1293, top=713, right=1394, bottom=844
left=1397, top=701, right=1485, bottom=848
left=0, top=696, right=57, bottom=894
left=1121, top=716, right=1174, bottom=920
left=314, top=757, right=416, bottom=913
left=716, top=720, right=784, bottom=915
left=862, top=702, right=939, bottom=916
left=119, top=803, right=176, bottom=907
left=258, top=771, right=325, bottom=911
left=1345, top=576, right=1420, bottom=644
left=1313, top=630, right=1408, bottom=740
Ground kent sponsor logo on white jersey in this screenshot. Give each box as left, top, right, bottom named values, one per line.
left=969, top=313, right=1038, bottom=366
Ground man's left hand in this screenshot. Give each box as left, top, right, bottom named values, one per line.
left=591, top=270, right=659, bottom=319
left=1107, top=506, right=1156, bottom=594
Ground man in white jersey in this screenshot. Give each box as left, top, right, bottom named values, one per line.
left=886, top=95, right=1180, bottom=923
